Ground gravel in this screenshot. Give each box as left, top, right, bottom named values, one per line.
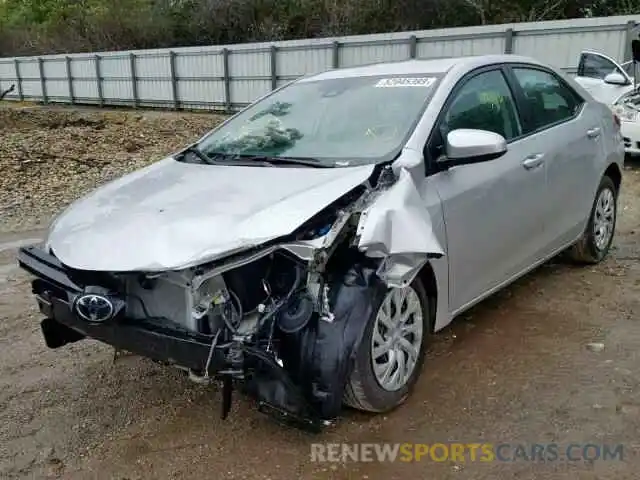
left=0, top=105, right=224, bottom=232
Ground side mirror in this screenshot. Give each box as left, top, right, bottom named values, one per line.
left=439, top=129, right=507, bottom=169
left=604, top=72, right=629, bottom=86
left=632, top=39, right=640, bottom=63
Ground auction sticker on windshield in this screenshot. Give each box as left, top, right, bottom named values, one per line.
left=375, top=77, right=437, bottom=88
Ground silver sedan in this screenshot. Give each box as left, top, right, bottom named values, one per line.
left=19, top=54, right=625, bottom=430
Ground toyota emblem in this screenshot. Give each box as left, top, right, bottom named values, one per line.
left=74, top=294, right=114, bottom=323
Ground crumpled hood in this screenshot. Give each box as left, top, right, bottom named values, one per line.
left=47, top=157, right=375, bottom=271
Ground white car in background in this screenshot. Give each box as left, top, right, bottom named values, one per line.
left=574, top=50, right=640, bottom=156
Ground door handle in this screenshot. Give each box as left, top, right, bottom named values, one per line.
left=587, top=127, right=601, bottom=138
left=522, top=153, right=544, bottom=170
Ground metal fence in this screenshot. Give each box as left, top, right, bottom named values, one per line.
left=1, top=15, right=639, bottom=112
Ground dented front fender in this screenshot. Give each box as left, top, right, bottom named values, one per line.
left=356, top=168, right=445, bottom=288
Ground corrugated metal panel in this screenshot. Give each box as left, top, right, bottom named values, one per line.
left=132, top=55, right=171, bottom=103
left=175, top=51, right=223, bottom=78
left=102, top=80, right=133, bottom=101
left=99, top=56, right=133, bottom=101
left=229, top=51, right=270, bottom=77
left=69, top=57, right=98, bottom=100
left=177, top=80, right=225, bottom=105
left=230, top=79, right=272, bottom=104
left=340, top=41, right=411, bottom=67
left=1, top=15, right=638, bottom=110
left=17, top=60, right=41, bottom=98
left=41, top=59, right=67, bottom=99
left=136, top=55, right=170, bottom=79
left=137, top=79, right=173, bottom=101
left=418, top=35, right=505, bottom=58
left=69, top=57, right=95, bottom=78
left=276, top=47, right=332, bottom=77
left=99, top=56, right=128, bottom=78
left=72, top=80, right=99, bottom=100
left=514, top=28, right=627, bottom=70
left=42, top=58, right=66, bottom=77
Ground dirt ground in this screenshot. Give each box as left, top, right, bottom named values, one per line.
left=2, top=105, right=640, bottom=479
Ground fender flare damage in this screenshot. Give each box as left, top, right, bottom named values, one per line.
left=357, top=167, right=444, bottom=287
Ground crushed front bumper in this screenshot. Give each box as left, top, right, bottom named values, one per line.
left=17, top=245, right=329, bottom=432
left=17, top=245, right=225, bottom=374
left=17, top=245, right=383, bottom=433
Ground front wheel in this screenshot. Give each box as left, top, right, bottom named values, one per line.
left=568, top=175, right=618, bottom=264
left=343, top=277, right=431, bottom=413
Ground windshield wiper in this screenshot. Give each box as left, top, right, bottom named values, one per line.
left=230, top=154, right=333, bottom=168
left=177, top=144, right=214, bottom=164
left=185, top=149, right=335, bottom=168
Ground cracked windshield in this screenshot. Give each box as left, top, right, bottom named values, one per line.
left=195, top=75, right=442, bottom=166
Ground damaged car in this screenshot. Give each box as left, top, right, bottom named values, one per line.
left=574, top=49, right=640, bottom=155
left=18, top=54, right=624, bottom=432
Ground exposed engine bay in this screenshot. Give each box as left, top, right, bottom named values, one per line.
left=109, top=246, right=366, bottom=431
left=621, top=90, right=640, bottom=111
left=18, top=165, right=444, bottom=432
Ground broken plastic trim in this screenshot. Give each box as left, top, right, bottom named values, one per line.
left=356, top=168, right=444, bottom=288
left=276, top=262, right=387, bottom=422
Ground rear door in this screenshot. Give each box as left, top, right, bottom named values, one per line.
left=506, top=64, right=602, bottom=254
left=575, top=51, right=633, bottom=105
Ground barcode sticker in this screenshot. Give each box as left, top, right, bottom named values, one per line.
left=375, top=77, right=437, bottom=88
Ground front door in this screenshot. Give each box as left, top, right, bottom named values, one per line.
left=426, top=67, right=547, bottom=313
left=575, top=51, right=633, bottom=105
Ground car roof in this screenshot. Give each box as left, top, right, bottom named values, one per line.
left=298, top=54, right=547, bottom=82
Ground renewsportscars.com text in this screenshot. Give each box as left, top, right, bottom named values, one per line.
left=310, top=443, right=624, bottom=463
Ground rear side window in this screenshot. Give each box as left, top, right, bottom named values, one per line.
left=511, top=68, right=583, bottom=133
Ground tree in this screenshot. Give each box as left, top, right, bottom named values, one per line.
left=0, top=0, right=636, bottom=56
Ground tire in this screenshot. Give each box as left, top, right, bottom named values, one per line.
left=343, top=276, right=431, bottom=413
left=568, top=175, right=618, bottom=264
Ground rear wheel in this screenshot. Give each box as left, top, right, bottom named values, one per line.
left=343, top=277, right=431, bottom=413
left=568, top=175, right=618, bottom=264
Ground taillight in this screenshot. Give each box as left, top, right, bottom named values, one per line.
left=613, top=113, right=621, bottom=129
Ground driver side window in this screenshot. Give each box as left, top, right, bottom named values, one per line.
left=429, top=69, right=520, bottom=161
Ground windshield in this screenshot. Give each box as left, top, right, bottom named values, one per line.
left=194, top=74, right=443, bottom=167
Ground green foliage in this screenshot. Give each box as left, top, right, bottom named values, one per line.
left=0, top=0, right=638, bottom=56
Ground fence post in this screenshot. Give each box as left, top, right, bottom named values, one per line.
left=624, top=20, right=637, bottom=62
left=504, top=28, right=515, bottom=54
left=94, top=55, right=103, bottom=107
left=37, top=58, right=47, bottom=104
left=169, top=51, right=179, bottom=110
left=129, top=53, right=139, bottom=108
left=332, top=41, right=340, bottom=69
left=13, top=59, right=23, bottom=101
left=65, top=56, right=75, bottom=104
left=222, top=48, right=231, bottom=113
left=270, top=45, right=278, bottom=91
left=408, top=35, right=417, bottom=59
